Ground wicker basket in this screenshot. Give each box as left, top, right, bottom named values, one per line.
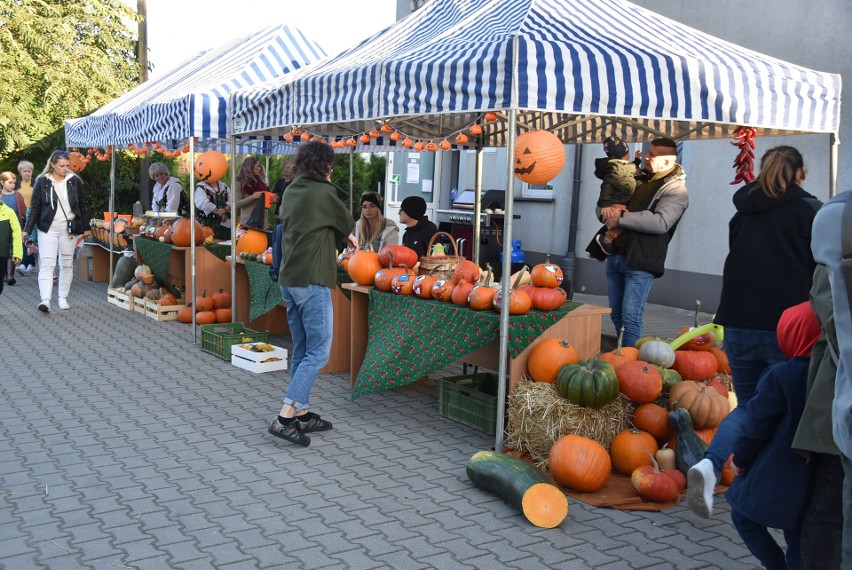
left=418, top=232, right=466, bottom=275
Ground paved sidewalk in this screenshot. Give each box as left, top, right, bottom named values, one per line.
left=0, top=272, right=764, bottom=569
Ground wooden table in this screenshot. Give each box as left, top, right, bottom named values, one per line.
left=342, top=283, right=610, bottom=394
left=134, top=241, right=231, bottom=299
left=77, top=241, right=125, bottom=283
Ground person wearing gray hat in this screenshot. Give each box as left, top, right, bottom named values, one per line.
left=399, top=196, right=437, bottom=258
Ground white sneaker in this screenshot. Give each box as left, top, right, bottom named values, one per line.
left=15, top=265, right=26, bottom=275
left=687, top=458, right=718, bottom=518
left=38, top=301, right=50, bottom=313
left=58, top=298, right=71, bottom=310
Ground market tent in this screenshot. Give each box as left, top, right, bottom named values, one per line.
left=231, top=0, right=840, bottom=144
left=228, top=0, right=840, bottom=451
left=65, top=24, right=326, bottom=148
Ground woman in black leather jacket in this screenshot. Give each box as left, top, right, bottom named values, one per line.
left=22, top=150, right=89, bottom=313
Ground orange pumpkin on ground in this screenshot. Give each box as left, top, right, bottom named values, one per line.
left=215, top=307, right=232, bottom=323
left=211, top=288, right=231, bottom=309
left=610, top=428, right=658, bottom=475
left=527, top=339, right=579, bottom=383
left=599, top=326, right=639, bottom=369
left=177, top=303, right=194, bottom=323
left=549, top=435, right=611, bottom=492
left=195, top=289, right=214, bottom=312
left=709, top=346, right=731, bottom=374
left=631, top=454, right=681, bottom=502
left=196, top=310, right=217, bottom=325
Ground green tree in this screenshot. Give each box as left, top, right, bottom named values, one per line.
left=0, top=0, right=138, bottom=156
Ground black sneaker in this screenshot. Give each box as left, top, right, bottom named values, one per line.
left=595, top=234, right=614, bottom=256
left=297, top=411, right=333, bottom=433
left=268, top=417, right=310, bottom=446
left=6, top=277, right=15, bottom=286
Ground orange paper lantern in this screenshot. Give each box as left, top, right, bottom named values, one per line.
left=513, top=130, right=566, bottom=184
left=194, top=150, right=228, bottom=182
left=68, top=152, right=87, bottom=173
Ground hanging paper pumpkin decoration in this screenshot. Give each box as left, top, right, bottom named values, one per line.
left=469, top=123, right=483, bottom=135
left=425, top=141, right=438, bottom=152
left=455, top=133, right=469, bottom=144
left=283, top=132, right=293, bottom=142
left=513, top=130, right=566, bottom=184
left=439, top=139, right=452, bottom=150
left=68, top=151, right=87, bottom=173
left=402, top=137, right=413, bottom=147
left=291, top=128, right=302, bottom=136
left=369, top=129, right=380, bottom=138
left=194, top=150, right=228, bottom=182
left=380, top=123, right=393, bottom=133
left=390, top=131, right=401, bottom=141
left=359, top=134, right=371, bottom=144
left=413, top=141, right=425, bottom=151
left=485, top=111, right=499, bottom=121
left=300, top=132, right=310, bottom=141
left=347, top=137, right=357, bottom=147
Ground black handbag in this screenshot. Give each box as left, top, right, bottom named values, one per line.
left=584, top=225, right=608, bottom=262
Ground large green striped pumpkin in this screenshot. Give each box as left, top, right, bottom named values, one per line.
left=556, top=359, right=619, bottom=408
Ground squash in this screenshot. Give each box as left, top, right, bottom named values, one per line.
left=522, top=284, right=568, bottom=311
left=195, top=310, right=217, bottom=325
left=133, top=264, right=151, bottom=280
left=528, top=338, right=579, bottom=384
left=631, top=454, right=680, bottom=503
left=348, top=247, right=383, bottom=285
left=669, top=381, right=729, bottom=429
left=709, top=346, right=731, bottom=375
left=632, top=403, right=671, bottom=441
left=378, top=244, right=418, bottom=269
left=721, top=454, right=736, bottom=486
left=655, top=365, right=683, bottom=394
left=177, top=303, right=194, bottom=323
left=615, top=360, right=663, bottom=403
left=374, top=263, right=409, bottom=292
left=451, top=259, right=482, bottom=285
left=159, top=294, right=178, bottom=306
left=466, top=451, right=569, bottom=529
left=211, top=288, right=231, bottom=309
left=655, top=443, right=677, bottom=471
left=431, top=279, right=457, bottom=302
left=638, top=339, right=676, bottom=368
left=549, top=435, right=611, bottom=492
left=468, top=265, right=497, bottom=310
left=451, top=278, right=475, bottom=306
left=492, top=266, right=532, bottom=315
left=390, top=268, right=416, bottom=295
left=195, top=289, right=214, bottom=312
left=111, top=256, right=137, bottom=288
left=170, top=217, right=204, bottom=247
left=555, top=358, right=618, bottom=408
left=215, top=307, right=232, bottom=323
left=610, top=428, right=658, bottom=475
left=668, top=404, right=708, bottom=475
left=676, top=300, right=715, bottom=351
left=599, top=326, right=639, bottom=368
left=412, top=274, right=440, bottom=299
left=529, top=254, right=564, bottom=288
left=671, top=350, right=718, bottom=380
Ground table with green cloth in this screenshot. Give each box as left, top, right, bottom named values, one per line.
left=353, top=288, right=582, bottom=398
left=241, top=260, right=282, bottom=321
left=134, top=238, right=230, bottom=299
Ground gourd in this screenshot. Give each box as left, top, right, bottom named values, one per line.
left=451, top=260, right=482, bottom=285
left=655, top=444, right=677, bottom=471
left=451, top=278, right=475, bottom=306
left=610, top=428, right=658, bottom=475
left=468, top=265, right=497, bottom=310
left=676, top=300, right=715, bottom=351
left=555, top=358, right=618, bottom=408
left=374, top=262, right=409, bottom=292
left=599, top=327, right=639, bottom=368
left=337, top=252, right=352, bottom=273
left=668, top=405, right=708, bottom=475
left=671, top=350, right=718, bottom=380
left=631, top=454, right=680, bottom=503
left=615, top=360, right=663, bottom=403
left=528, top=338, right=579, bottom=384
left=521, top=284, right=568, bottom=311
left=347, top=247, right=383, bottom=286
left=529, top=254, right=564, bottom=288
left=159, top=294, right=178, bottom=306
left=412, top=273, right=441, bottom=299
left=466, top=451, right=569, bottom=529
left=431, top=278, right=457, bottom=302
left=709, top=347, right=731, bottom=374
left=638, top=339, right=676, bottom=368
left=632, top=403, right=671, bottom=441
left=170, top=217, right=204, bottom=247
left=549, top=435, right=611, bottom=492
left=492, top=266, right=532, bottom=315
left=655, top=365, right=683, bottom=394
left=111, top=256, right=137, bottom=288
left=668, top=381, right=729, bottom=429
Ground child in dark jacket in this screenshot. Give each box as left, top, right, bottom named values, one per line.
left=592, top=137, right=640, bottom=254
left=726, top=300, right=821, bottom=570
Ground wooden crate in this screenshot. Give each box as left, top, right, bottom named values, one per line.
left=231, top=343, right=288, bottom=373
left=143, top=298, right=185, bottom=321
left=107, top=288, right=135, bottom=311
left=132, top=295, right=146, bottom=314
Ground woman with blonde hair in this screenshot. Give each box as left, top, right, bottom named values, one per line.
left=346, top=192, right=398, bottom=251
left=689, top=145, right=821, bottom=518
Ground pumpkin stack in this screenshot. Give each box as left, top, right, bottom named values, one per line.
left=177, top=288, right=231, bottom=325
left=519, top=255, right=568, bottom=311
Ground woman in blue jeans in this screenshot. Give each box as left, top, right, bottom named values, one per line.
left=688, top=145, right=820, bottom=518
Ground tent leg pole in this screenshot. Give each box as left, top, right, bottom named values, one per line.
left=830, top=133, right=838, bottom=198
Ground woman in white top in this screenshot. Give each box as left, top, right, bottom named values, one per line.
left=194, top=179, right=232, bottom=240
left=22, top=150, right=90, bottom=313
left=346, top=192, right=398, bottom=252
left=149, top=162, right=183, bottom=213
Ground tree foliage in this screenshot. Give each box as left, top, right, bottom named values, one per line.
left=0, top=0, right=139, bottom=156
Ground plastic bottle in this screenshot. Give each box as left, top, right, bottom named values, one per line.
left=500, top=240, right=525, bottom=263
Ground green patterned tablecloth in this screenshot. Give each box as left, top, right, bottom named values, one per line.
left=205, top=242, right=231, bottom=262
left=243, top=260, right=282, bottom=321
left=353, top=289, right=581, bottom=398
left=133, top=238, right=181, bottom=296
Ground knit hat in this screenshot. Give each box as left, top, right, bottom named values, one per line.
left=400, top=196, right=427, bottom=220
left=603, top=137, right=629, bottom=159
left=361, top=192, right=382, bottom=209
left=776, top=301, right=821, bottom=359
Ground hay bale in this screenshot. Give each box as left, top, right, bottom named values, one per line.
left=505, top=378, right=633, bottom=466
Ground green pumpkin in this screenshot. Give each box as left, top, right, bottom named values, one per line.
left=655, top=365, right=683, bottom=394
left=556, top=359, right=619, bottom=408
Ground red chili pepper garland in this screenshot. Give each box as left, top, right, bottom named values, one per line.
left=730, top=126, right=757, bottom=185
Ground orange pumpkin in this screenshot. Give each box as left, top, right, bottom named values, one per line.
left=211, top=288, right=231, bottom=309
left=431, top=279, right=457, bottom=302
left=721, top=454, right=736, bottom=486
left=709, top=346, right=731, bottom=374
left=196, top=310, right=217, bottom=325
left=513, top=130, right=566, bottom=184
left=599, top=327, right=639, bottom=368
left=632, top=403, right=671, bottom=441
left=521, top=284, right=567, bottom=311
left=195, top=289, right=214, bottom=312
left=194, top=150, right=228, bottom=182
left=452, top=260, right=481, bottom=285
left=177, top=303, right=194, bottom=323
left=337, top=251, right=352, bottom=273
left=214, top=307, right=232, bottom=323
left=527, top=338, right=579, bottom=383
left=493, top=287, right=532, bottom=315
left=159, top=294, right=178, bottom=307
left=530, top=255, right=564, bottom=288
left=451, top=279, right=475, bottom=306
left=374, top=265, right=409, bottom=292
left=549, top=435, right=611, bottom=492
left=235, top=227, right=268, bottom=256
left=412, top=274, right=440, bottom=299
left=68, top=151, right=87, bottom=173
left=378, top=245, right=418, bottom=269
left=672, top=350, right=719, bottom=380
left=615, top=360, right=663, bottom=403
left=390, top=270, right=416, bottom=295
left=610, top=428, right=659, bottom=475
left=170, top=217, right=204, bottom=247
left=668, top=382, right=729, bottom=429
left=348, top=248, right=383, bottom=286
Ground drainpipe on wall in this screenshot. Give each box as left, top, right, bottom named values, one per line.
left=563, top=144, right=583, bottom=299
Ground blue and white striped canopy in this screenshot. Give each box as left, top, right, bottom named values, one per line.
left=65, top=24, right=326, bottom=148
left=231, top=0, right=841, bottom=144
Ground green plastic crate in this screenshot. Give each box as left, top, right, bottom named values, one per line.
left=200, top=323, right=270, bottom=361
left=438, top=373, right=499, bottom=435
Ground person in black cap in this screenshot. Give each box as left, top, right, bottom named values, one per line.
left=591, top=137, right=642, bottom=254
left=399, top=196, right=437, bottom=258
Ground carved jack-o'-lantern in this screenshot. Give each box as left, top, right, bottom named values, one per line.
left=68, top=152, right=87, bottom=173
left=194, top=151, right=228, bottom=182
left=513, top=130, right=566, bottom=184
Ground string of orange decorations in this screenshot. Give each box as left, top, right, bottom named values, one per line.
left=75, top=146, right=113, bottom=162
left=281, top=111, right=501, bottom=152
left=127, top=140, right=192, bottom=158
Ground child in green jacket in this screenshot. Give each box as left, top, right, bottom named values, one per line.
left=0, top=171, right=23, bottom=296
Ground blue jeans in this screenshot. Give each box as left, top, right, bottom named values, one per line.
left=731, top=508, right=801, bottom=570
left=842, top=453, right=852, bottom=568
left=605, top=254, right=654, bottom=347
left=705, top=327, right=786, bottom=473
left=278, top=284, right=333, bottom=410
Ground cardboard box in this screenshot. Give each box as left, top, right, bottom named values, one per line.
left=231, top=343, right=288, bottom=373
